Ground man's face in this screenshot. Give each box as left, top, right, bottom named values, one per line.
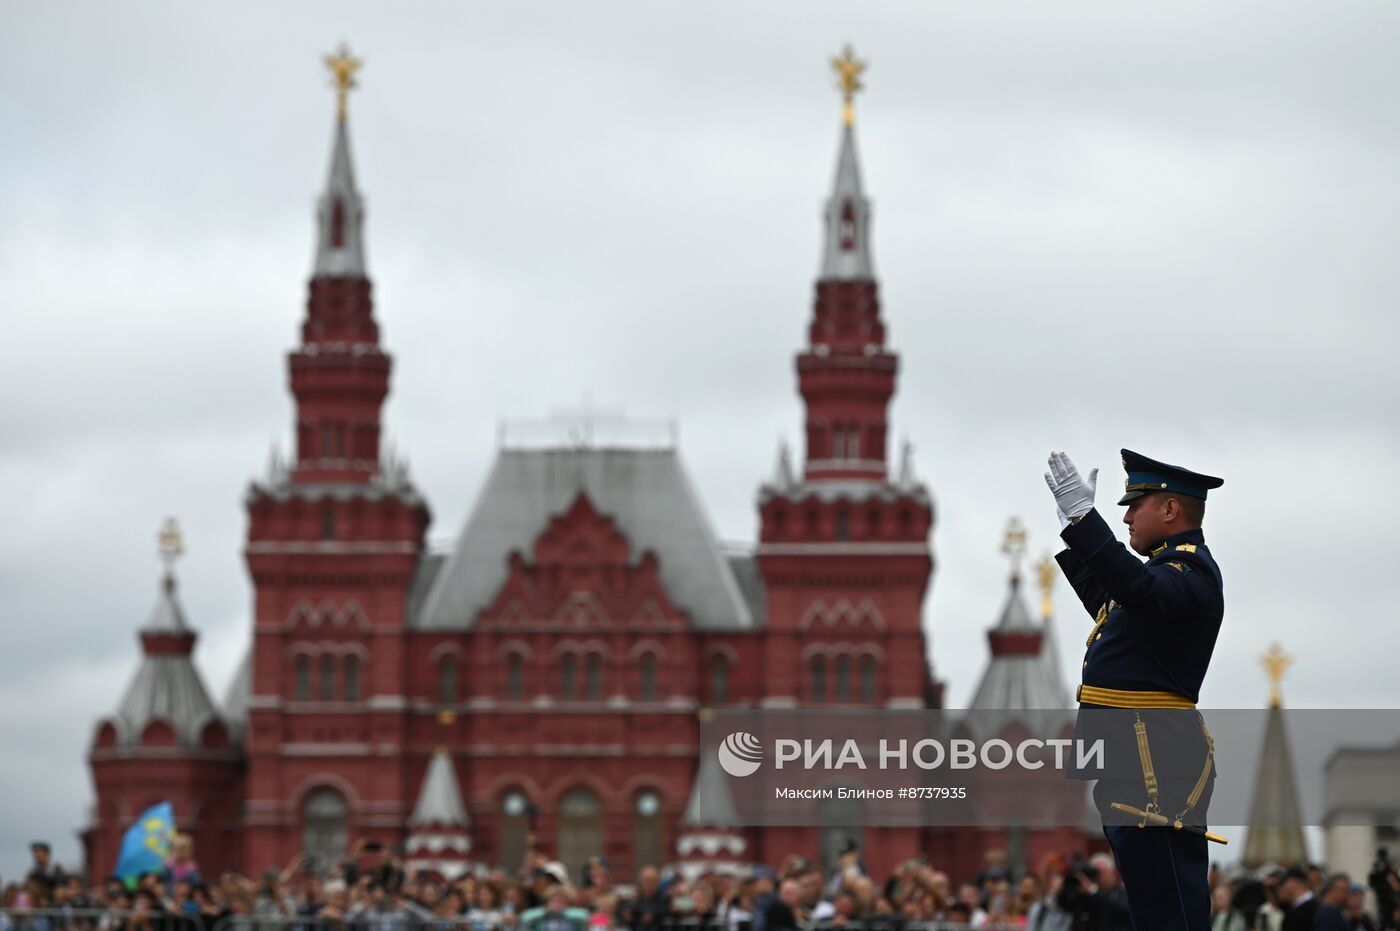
left=1322, top=878, right=1349, bottom=907
left=1123, top=494, right=1173, bottom=555
left=32, top=846, right=49, bottom=867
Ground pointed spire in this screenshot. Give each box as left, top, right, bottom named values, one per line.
left=265, top=441, right=288, bottom=487
left=405, top=748, right=473, bottom=880
left=896, top=439, right=918, bottom=490
left=106, top=520, right=221, bottom=747
left=145, top=518, right=190, bottom=634
left=313, top=45, right=367, bottom=278
left=675, top=742, right=749, bottom=881
left=771, top=439, right=796, bottom=491
left=971, top=525, right=1068, bottom=710
left=821, top=46, right=874, bottom=281
left=409, top=748, right=470, bottom=827
left=1242, top=705, right=1308, bottom=867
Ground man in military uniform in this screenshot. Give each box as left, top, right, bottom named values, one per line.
left=1044, top=449, right=1225, bottom=931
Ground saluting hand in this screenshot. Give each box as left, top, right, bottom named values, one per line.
left=1045, top=451, right=1098, bottom=529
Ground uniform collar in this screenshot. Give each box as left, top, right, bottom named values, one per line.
left=1148, top=526, right=1205, bottom=558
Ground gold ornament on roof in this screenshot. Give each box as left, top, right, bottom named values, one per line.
left=1261, top=643, right=1292, bottom=708
left=1001, top=516, right=1028, bottom=584
left=324, top=43, right=363, bottom=123
left=157, top=517, right=183, bottom=581
left=831, top=44, right=867, bottom=127
left=1036, top=555, right=1056, bottom=620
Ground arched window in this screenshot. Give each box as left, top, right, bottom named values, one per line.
left=811, top=657, right=827, bottom=703
left=558, top=788, right=603, bottom=883
left=497, top=790, right=530, bottom=873
left=848, top=425, right=861, bottom=460
left=506, top=653, right=524, bottom=700
left=835, top=510, right=850, bottom=541
left=294, top=655, right=310, bottom=701
left=303, top=789, right=348, bottom=868
left=710, top=655, right=729, bottom=705
left=859, top=656, right=877, bottom=704
left=639, top=654, right=657, bottom=701
left=832, top=429, right=845, bottom=460
left=439, top=656, right=457, bottom=704
left=834, top=655, right=852, bottom=703
left=585, top=653, right=602, bottom=701
left=319, top=655, right=335, bottom=701
left=632, top=790, right=663, bottom=873
left=561, top=654, right=577, bottom=700
left=344, top=655, right=360, bottom=702
left=321, top=508, right=335, bottom=541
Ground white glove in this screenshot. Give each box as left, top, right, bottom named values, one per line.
left=1045, top=451, right=1098, bottom=526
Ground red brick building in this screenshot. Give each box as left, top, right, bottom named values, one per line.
left=85, top=58, right=1089, bottom=886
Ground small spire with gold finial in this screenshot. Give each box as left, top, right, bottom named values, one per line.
left=1035, top=554, right=1056, bottom=620
left=157, top=517, right=184, bottom=586
left=1001, top=517, right=1028, bottom=586
left=831, top=44, right=866, bottom=127
left=324, top=42, right=362, bottom=124
left=1261, top=642, right=1292, bottom=708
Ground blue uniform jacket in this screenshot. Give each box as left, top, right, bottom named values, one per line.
left=1056, top=509, right=1223, bottom=703
left=1056, top=510, right=1224, bottom=785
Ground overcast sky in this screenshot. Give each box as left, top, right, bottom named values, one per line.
left=2, top=1, right=1398, bottom=883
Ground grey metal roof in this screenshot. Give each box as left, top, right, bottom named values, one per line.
left=681, top=749, right=742, bottom=827
left=727, top=553, right=766, bottom=628
left=416, top=447, right=754, bottom=631
left=112, top=656, right=221, bottom=746
left=110, top=575, right=222, bottom=747
left=222, top=647, right=251, bottom=742
left=820, top=123, right=874, bottom=281
left=409, top=748, right=470, bottom=827
left=407, top=551, right=448, bottom=625
left=1243, top=704, right=1308, bottom=867
left=968, top=576, right=1070, bottom=711
left=312, top=115, right=367, bottom=278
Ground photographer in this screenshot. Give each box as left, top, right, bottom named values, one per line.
left=1371, top=849, right=1398, bottom=931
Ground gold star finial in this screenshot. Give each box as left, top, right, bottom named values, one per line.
left=831, top=44, right=867, bottom=127
left=157, top=517, right=183, bottom=582
left=1261, top=643, right=1292, bottom=708
left=324, top=43, right=362, bottom=123
left=1001, top=517, right=1028, bottom=584
left=1035, top=554, right=1056, bottom=620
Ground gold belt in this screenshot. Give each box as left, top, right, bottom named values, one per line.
left=1076, top=684, right=1196, bottom=710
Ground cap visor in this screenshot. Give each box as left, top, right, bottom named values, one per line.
left=1117, top=490, right=1147, bottom=506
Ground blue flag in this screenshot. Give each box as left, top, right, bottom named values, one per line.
left=115, top=801, right=175, bottom=886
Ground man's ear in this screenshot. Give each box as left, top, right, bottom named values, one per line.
left=1162, top=495, right=1181, bottom=524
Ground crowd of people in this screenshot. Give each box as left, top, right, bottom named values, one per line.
left=3, top=836, right=1399, bottom=931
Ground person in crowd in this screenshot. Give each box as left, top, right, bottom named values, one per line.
left=1279, top=866, right=1328, bottom=931
left=465, top=881, right=506, bottom=931
left=27, top=844, right=58, bottom=890
left=519, top=886, right=588, bottom=931
left=162, top=836, right=202, bottom=895
left=1025, top=868, right=1072, bottom=931
left=762, top=880, right=801, bottom=931
left=617, top=867, right=668, bottom=930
